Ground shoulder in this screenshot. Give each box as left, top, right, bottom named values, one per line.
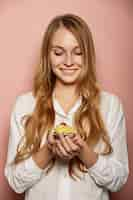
left=100, top=90, right=123, bottom=109
left=100, top=90, right=125, bottom=130
left=100, top=90, right=120, bottom=101
left=12, top=90, right=36, bottom=117
left=99, top=90, right=125, bottom=124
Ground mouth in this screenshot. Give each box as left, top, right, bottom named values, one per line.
left=61, top=69, right=77, bottom=75
left=60, top=68, right=79, bottom=73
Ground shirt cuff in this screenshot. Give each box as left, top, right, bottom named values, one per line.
left=27, top=156, right=54, bottom=176
left=87, top=155, right=108, bottom=174
left=24, top=156, right=46, bottom=176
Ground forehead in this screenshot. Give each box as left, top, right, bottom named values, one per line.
left=50, top=27, right=80, bottom=48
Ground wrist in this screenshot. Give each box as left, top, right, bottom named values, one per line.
left=78, top=141, right=88, bottom=159
left=78, top=142, right=99, bottom=169
left=44, top=143, right=54, bottom=159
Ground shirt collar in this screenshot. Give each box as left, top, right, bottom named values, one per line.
left=52, top=92, right=82, bottom=118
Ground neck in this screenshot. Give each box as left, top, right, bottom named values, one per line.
left=53, top=82, right=79, bottom=100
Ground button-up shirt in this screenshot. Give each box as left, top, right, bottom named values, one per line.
left=4, top=90, right=129, bottom=200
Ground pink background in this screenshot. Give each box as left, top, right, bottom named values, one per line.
left=0, top=0, right=132, bottom=199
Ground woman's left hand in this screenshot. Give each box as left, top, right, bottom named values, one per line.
left=55, top=133, right=85, bottom=161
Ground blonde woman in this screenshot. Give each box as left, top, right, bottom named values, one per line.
left=4, top=13, right=129, bottom=200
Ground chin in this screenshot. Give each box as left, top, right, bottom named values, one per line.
left=61, top=79, right=78, bottom=85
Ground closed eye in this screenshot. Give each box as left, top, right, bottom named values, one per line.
left=75, top=52, right=82, bottom=55
left=54, top=52, right=63, bottom=56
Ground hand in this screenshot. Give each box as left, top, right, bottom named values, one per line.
left=46, top=131, right=57, bottom=156
left=55, top=133, right=85, bottom=161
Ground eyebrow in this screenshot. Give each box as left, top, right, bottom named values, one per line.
left=50, top=45, right=80, bottom=50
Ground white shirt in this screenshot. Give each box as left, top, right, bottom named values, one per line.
left=4, top=90, right=129, bottom=200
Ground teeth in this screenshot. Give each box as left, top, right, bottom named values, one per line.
left=62, top=70, right=76, bottom=74
left=63, top=70, right=74, bottom=71
left=62, top=69, right=76, bottom=71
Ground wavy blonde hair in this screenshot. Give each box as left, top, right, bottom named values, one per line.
left=14, top=13, right=112, bottom=180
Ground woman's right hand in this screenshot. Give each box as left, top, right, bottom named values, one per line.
left=32, top=132, right=56, bottom=169
left=46, top=132, right=57, bottom=156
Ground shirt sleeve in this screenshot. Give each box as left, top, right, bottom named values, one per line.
left=87, top=95, right=129, bottom=192
left=4, top=96, right=48, bottom=194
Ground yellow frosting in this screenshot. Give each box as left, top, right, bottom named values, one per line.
left=54, top=124, right=76, bottom=135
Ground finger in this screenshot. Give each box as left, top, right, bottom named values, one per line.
left=58, top=134, right=72, bottom=154
left=56, top=140, right=69, bottom=157
left=65, top=136, right=80, bottom=153
left=72, top=135, right=84, bottom=148
left=47, top=142, right=52, bottom=151
left=55, top=145, right=72, bottom=160
left=52, top=144, right=57, bottom=155
left=56, top=147, right=73, bottom=161
left=47, top=132, right=56, bottom=145
left=65, top=133, right=76, bottom=138
left=55, top=146, right=63, bottom=158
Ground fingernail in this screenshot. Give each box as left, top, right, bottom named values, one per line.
left=70, top=133, right=75, bottom=137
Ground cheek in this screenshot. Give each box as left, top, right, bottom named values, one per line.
left=74, top=57, right=82, bottom=65
left=50, top=55, right=64, bottom=66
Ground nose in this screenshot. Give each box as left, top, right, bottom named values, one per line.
left=64, top=54, right=74, bottom=67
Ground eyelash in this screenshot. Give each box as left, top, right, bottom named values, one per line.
left=75, top=52, right=83, bottom=55
left=54, top=52, right=63, bottom=56
left=54, top=52, right=82, bottom=56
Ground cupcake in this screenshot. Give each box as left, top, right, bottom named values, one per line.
left=53, top=122, right=76, bottom=138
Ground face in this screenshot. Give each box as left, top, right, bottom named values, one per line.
left=49, top=27, right=83, bottom=86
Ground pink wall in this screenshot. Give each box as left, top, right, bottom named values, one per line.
left=0, top=1, right=132, bottom=199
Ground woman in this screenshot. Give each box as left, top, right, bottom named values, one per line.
left=4, top=13, right=129, bottom=200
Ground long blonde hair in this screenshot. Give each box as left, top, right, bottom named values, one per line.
left=14, top=13, right=112, bottom=180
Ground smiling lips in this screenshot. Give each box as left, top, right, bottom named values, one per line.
left=61, top=69, right=78, bottom=75
left=61, top=68, right=78, bottom=73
